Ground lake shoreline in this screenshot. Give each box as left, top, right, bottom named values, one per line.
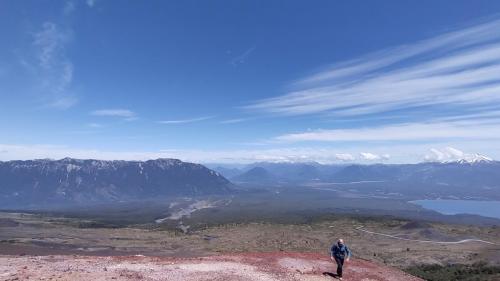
left=410, top=199, right=500, bottom=219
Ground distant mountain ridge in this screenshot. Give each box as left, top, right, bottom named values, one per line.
left=232, top=167, right=277, bottom=183
left=0, top=158, right=232, bottom=207
left=218, top=160, right=500, bottom=181
left=214, top=160, right=500, bottom=199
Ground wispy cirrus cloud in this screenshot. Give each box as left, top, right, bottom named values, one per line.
left=90, top=109, right=137, bottom=121
left=424, top=147, right=492, bottom=162
left=245, top=18, right=500, bottom=119
left=63, top=1, right=76, bottom=16
left=274, top=119, right=500, bottom=143
left=86, top=0, right=98, bottom=8
left=19, top=1, right=97, bottom=109
left=230, top=46, right=256, bottom=66
left=30, top=21, right=77, bottom=109
left=158, top=116, right=213, bottom=124
left=219, top=118, right=250, bottom=124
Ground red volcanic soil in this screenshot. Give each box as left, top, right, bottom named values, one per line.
left=0, top=252, right=422, bottom=281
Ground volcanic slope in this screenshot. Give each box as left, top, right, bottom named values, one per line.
left=0, top=252, right=422, bottom=281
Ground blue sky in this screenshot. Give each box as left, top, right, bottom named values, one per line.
left=1, top=0, right=500, bottom=163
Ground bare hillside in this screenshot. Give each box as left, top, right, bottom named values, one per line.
left=0, top=252, right=422, bottom=281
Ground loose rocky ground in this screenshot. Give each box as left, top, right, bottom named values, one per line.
left=0, top=252, right=423, bottom=281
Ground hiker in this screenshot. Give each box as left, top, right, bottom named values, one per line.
left=330, top=238, right=351, bottom=280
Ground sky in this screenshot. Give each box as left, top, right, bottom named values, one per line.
left=1, top=0, right=500, bottom=164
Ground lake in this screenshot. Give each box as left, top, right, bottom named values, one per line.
left=411, top=199, right=500, bottom=219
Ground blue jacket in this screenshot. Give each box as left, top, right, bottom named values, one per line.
left=331, top=243, right=351, bottom=259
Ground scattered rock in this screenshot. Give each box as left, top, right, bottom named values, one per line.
left=0, top=252, right=423, bottom=281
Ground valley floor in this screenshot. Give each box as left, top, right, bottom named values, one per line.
left=1, top=211, right=499, bottom=280
left=1, top=212, right=499, bottom=268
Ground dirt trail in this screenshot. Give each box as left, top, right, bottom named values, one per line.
left=0, top=252, right=422, bottom=281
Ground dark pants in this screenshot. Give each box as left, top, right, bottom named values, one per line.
left=335, top=256, right=345, bottom=277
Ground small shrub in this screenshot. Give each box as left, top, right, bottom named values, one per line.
left=405, top=262, right=500, bottom=281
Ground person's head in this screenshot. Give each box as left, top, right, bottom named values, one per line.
left=337, top=238, right=344, bottom=246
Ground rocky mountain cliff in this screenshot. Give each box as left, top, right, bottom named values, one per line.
left=0, top=158, right=232, bottom=207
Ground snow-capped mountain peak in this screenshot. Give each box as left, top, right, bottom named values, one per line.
left=454, top=153, right=493, bottom=164
left=425, top=147, right=494, bottom=164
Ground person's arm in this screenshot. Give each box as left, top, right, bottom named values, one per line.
left=345, top=246, right=352, bottom=261
left=330, top=245, right=335, bottom=260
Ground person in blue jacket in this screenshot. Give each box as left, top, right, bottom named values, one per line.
left=330, top=238, right=351, bottom=280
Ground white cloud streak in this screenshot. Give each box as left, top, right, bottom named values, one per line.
left=424, top=147, right=492, bottom=162
left=360, top=152, right=390, bottom=161
left=31, top=22, right=77, bottom=109
left=231, top=46, right=256, bottom=66
left=245, top=18, right=500, bottom=118
left=335, top=153, right=355, bottom=161
left=90, top=109, right=137, bottom=120
left=274, top=120, right=500, bottom=143
left=220, top=118, right=249, bottom=124
left=158, top=116, right=213, bottom=124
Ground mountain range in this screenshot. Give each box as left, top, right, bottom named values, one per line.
left=0, top=158, right=232, bottom=207
left=212, top=159, right=500, bottom=199
left=2, top=157, right=499, bottom=208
